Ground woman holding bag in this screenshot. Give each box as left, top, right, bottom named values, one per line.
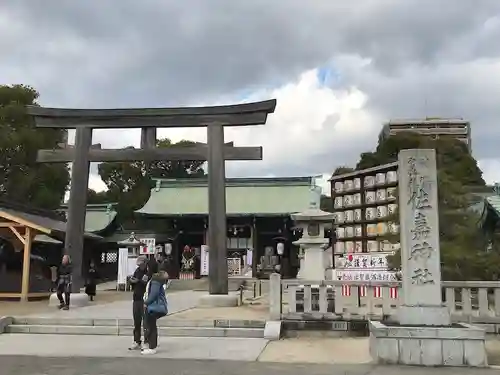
left=142, top=270, right=169, bottom=355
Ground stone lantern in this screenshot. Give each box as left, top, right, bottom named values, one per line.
left=118, top=232, right=145, bottom=258
left=291, top=202, right=335, bottom=280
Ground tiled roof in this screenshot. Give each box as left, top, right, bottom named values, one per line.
left=59, top=203, right=117, bottom=233
left=136, top=177, right=316, bottom=216
left=486, top=196, right=500, bottom=215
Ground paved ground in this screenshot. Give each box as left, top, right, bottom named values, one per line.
left=0, top=290, right=130, bottom=317
left=0, top=334, right=268, bottom=361
left=2, top=356, right=498, bottom=375
left=1, top=289, right=268, bottom=321
left=1, top=333, right=499, bottom=366
left=2, top=288, right=500, bottom=368
left=16, top=290, right=205, bottom=319
left=261, top=337, right=372, bottom=364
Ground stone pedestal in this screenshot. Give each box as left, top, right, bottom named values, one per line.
left=197, top=293, right=239, bottom=307
left=369, top=149, right=487, bottom=367
left=369, top=321, right=487, bottom=367
left=300, top=241, right=328, bottom=280
left=397, top=305, right=450, bottom=326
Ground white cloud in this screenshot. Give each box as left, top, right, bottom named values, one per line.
left=87, top=67, right=379, bottom=192
left=478, top=159, right=500, bottom=186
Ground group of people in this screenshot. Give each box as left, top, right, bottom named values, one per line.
left=52, top=251, right=170, bottom=355
left=53, top=255, right=98, bottom=310
left=128, top=253, right=169, bottom=355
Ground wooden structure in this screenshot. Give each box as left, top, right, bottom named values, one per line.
left=0, top=215, right=36, bottom=301
left=329, top=163, right=400, bottom=282
left=27, top=99, right=276, bottom=295
left=0, top=201, right=103, bottom=301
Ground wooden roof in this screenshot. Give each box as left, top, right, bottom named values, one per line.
left=0, top=200, right=103, bottom=240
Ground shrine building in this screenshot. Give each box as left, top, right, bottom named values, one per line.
left=131, top=176, right=317, bottom=279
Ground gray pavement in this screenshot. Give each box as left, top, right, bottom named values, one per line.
left=1, top=356, right=498, bottom=375
left=0, top=334, right=268, bottom=361
left=22, top=290, right=205, bottom=319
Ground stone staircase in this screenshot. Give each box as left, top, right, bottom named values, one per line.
left=4, top=317, right=265, bottom=338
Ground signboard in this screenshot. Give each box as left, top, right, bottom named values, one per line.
left=246, top=248, right=253, bottom=266
left=335, top=253, right=392, bottom=270
left=200, top=245, right=209, bottom=276
left=117, top=248, right=136, bottom=286
left=335, top=269, right=398, bottom=282
left=139, top=237, right=155, bottom=255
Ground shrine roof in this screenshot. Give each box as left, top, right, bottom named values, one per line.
left=485, top=196, right=500, bottom=216
left=0, top=200, right=103, bottom=241
left=58, top=203, right=118, bottom=233
left=135, top=177, right=314, bottom=216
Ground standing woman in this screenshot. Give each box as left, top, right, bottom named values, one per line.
left=56, top=254, right=72, bottom=310
left=85, top=260, right=98, bottom=301
left=142, top=270, right=168, bottom=355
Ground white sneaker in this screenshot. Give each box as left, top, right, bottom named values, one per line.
left=141, top=348, right=157, bottom=355
left=128, top=342, right=141, bottom=350
left=141, top=343, right=148, bottom=350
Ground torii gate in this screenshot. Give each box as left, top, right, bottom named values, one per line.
left=27, top=99, right=276, bottom=297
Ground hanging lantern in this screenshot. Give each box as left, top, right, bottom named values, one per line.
left=165, top=243, right=173, bottom=255
left=277, top=242, right=285, bottom=255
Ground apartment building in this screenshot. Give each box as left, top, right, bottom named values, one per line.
left=379, top=118, right=472, bottom=152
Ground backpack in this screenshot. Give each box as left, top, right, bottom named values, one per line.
left=145, top=280, right=168, bottom=317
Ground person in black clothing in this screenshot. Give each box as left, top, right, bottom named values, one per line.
left=56, top=255, right=72, bottom=310
left=128, top=255, right=149, bottom=350
left=155, top=252, right=169, bottom=273
left=85, top=260, right=98, bottom=301
left=147, top=255, right=159, bottom=279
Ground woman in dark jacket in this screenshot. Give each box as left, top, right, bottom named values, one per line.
left=85, top=260, right=98, bottom=301
left=142, top=270, right=168, bottom=355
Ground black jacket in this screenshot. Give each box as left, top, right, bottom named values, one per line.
left=131, top=267, right=148, bottom=301
left=57, top=264, right=72, bottom=285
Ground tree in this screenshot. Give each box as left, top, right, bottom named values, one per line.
left=96, top=138, right=206, bottom=222
left=332, top=166, right=354, bottom=176
left=0, top=85, right=69, bottom=209
left=87, top=189, right=110, bottom=204
left=320, top=194, right=333, bottom=212
left=357, top=132, right=495, bottom=280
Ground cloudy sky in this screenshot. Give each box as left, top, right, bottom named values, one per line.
left=2, top=0, right=500, bottom=194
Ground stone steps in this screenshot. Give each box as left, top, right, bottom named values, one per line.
left=5, top=317, right=265, bottom=338
left=6, top=324, right=264, bottom=338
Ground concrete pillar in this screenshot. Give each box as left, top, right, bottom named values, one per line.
left=269, top=273, right=282, bottom=320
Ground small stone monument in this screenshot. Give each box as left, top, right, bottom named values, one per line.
left=369, top=149, right=487, bottom=367
left=291, top=190, right=335, bottom=280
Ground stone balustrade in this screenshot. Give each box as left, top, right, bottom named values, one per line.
left=268, top=274, right=500, bottom=333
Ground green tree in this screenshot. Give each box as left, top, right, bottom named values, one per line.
left=0, top=85, right=69, bottom=209
left=358, top=132, right=494, bottom=280
left=96, top=138, right=206, bottom=221
left=87, top=189, right=111, bottom=204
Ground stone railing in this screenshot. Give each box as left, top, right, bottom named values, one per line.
left=269, top=274, right=500, bottom=332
